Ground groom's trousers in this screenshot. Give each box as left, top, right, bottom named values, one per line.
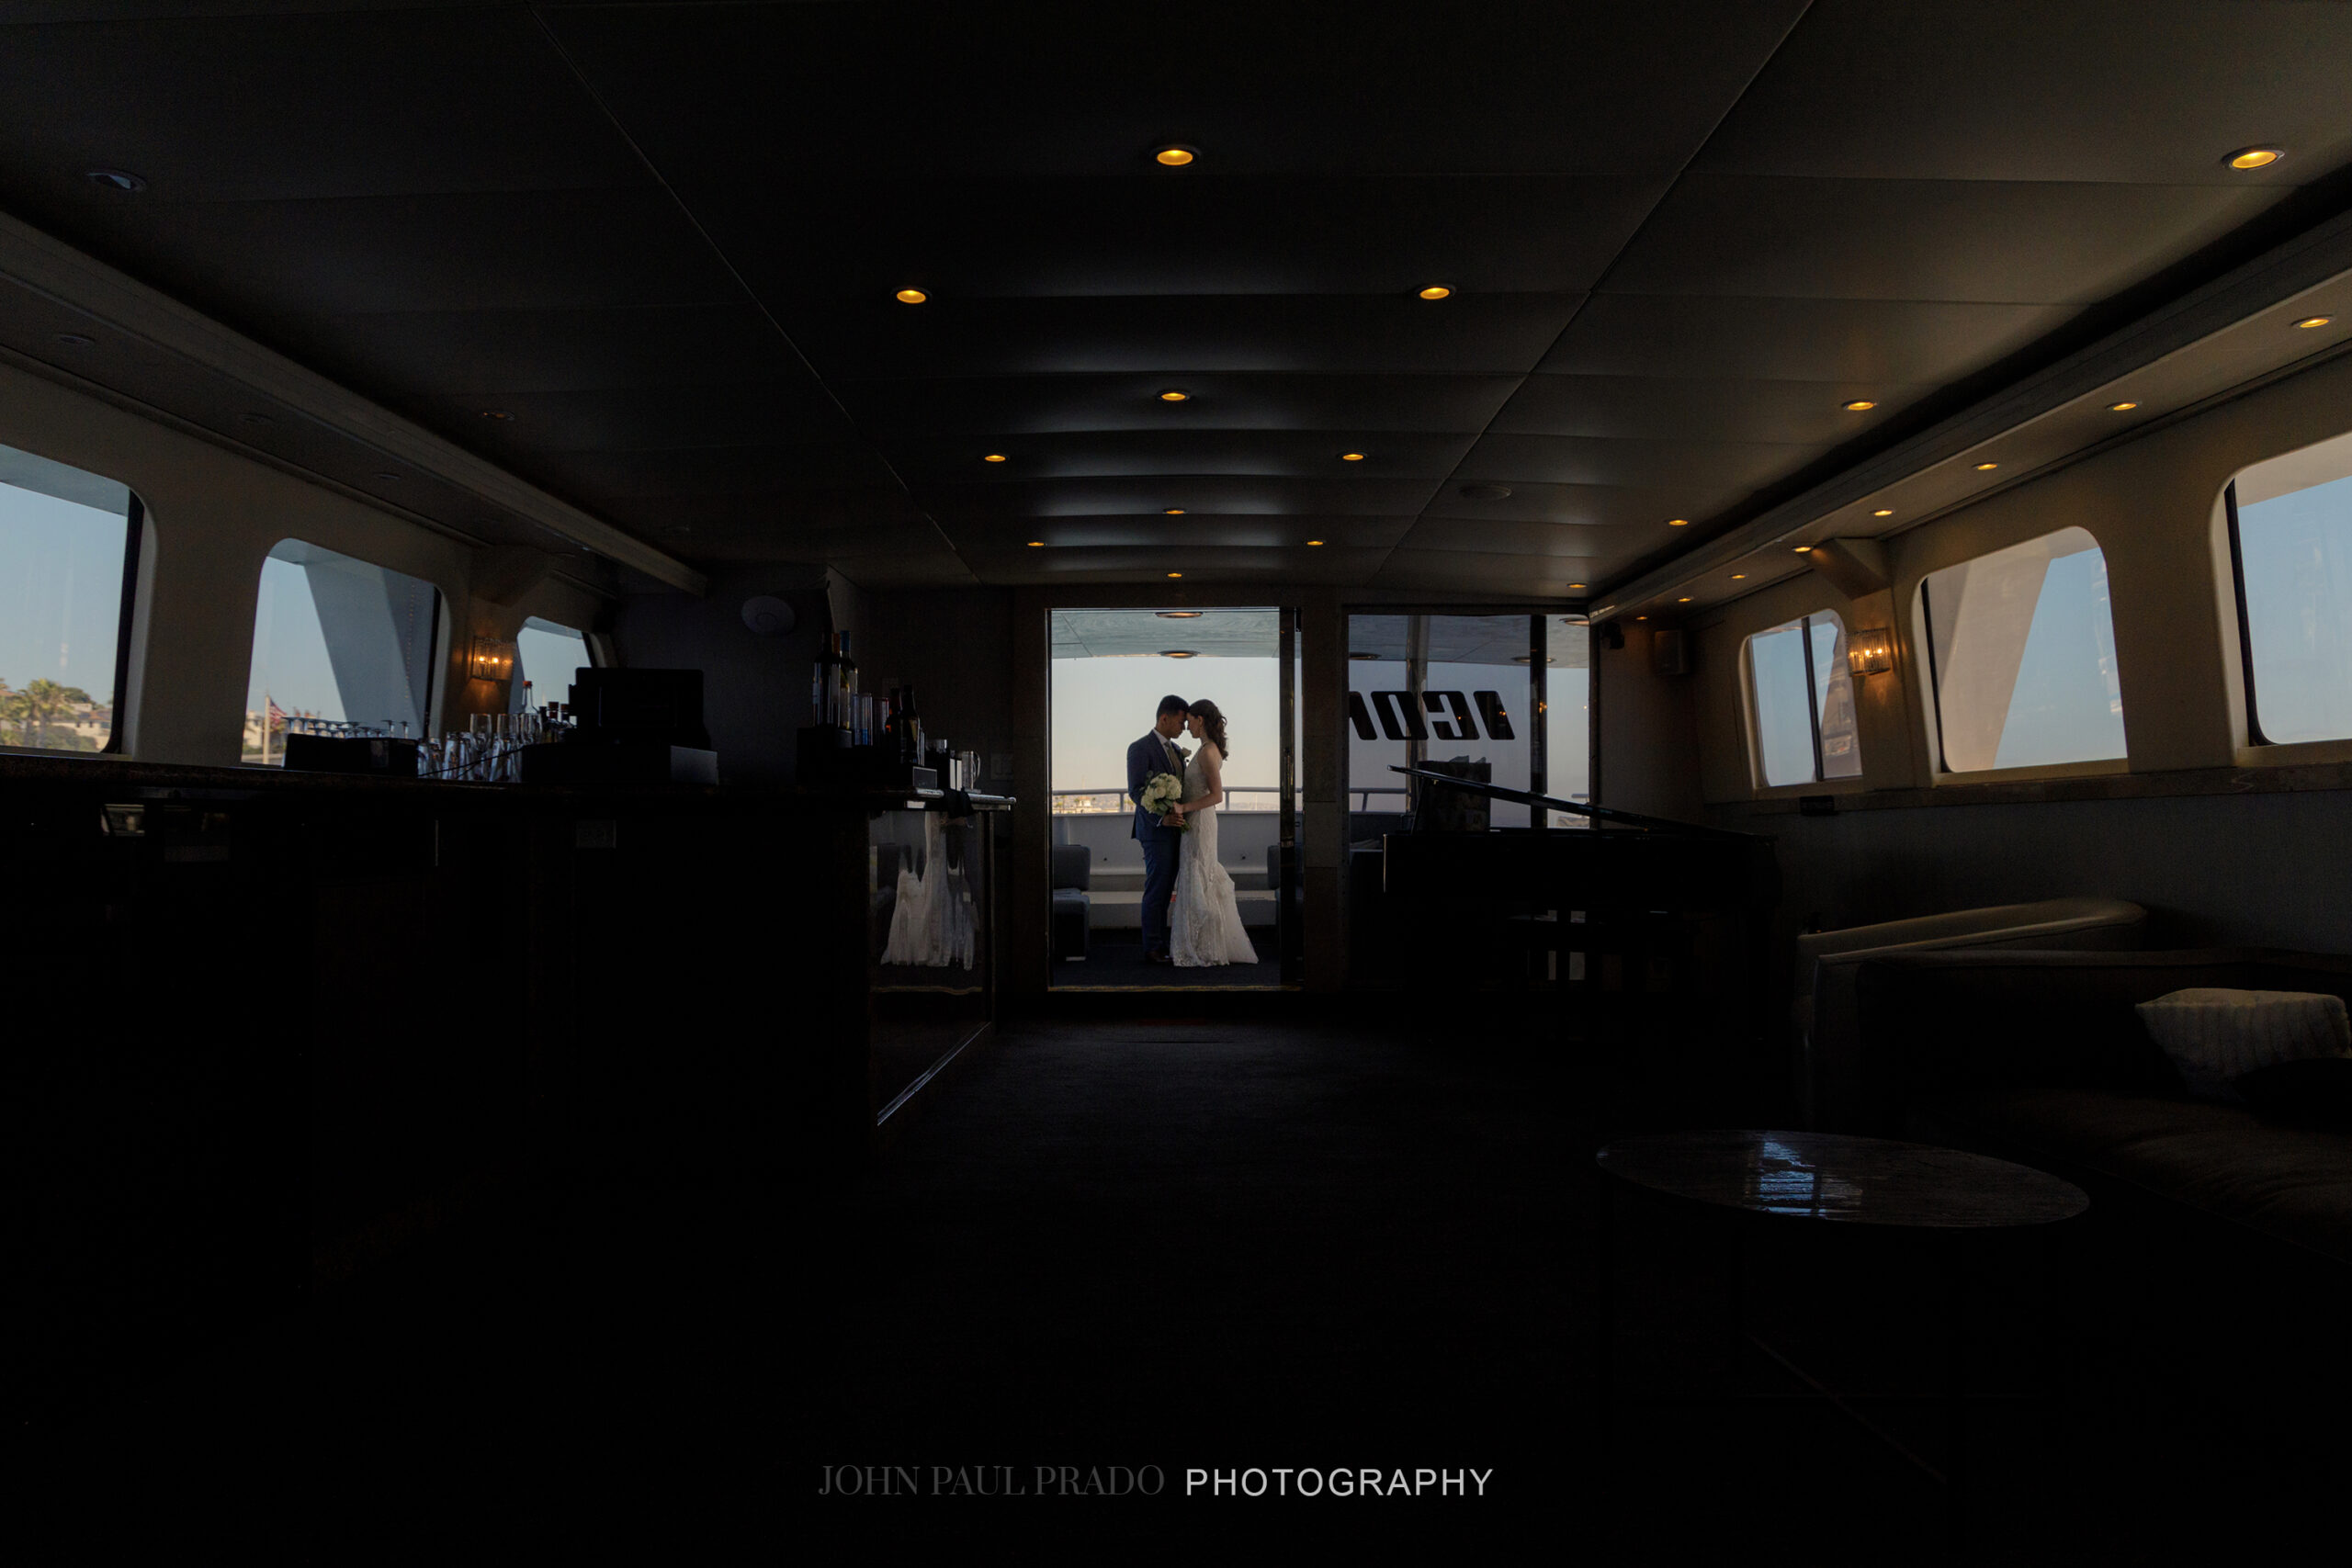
left=1137, top=827, right=1181, bottom=958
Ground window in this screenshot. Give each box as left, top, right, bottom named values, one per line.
left=243, top=539, right=440, bottom=763
left=1918, top=526, right=2124, bottom=773
left=2228, top=430, right=2352, bottom=745
left=1744, top=610, right=1860, bottom=787
left=514, top=616, right=593, bottom=710
left=0, top=441, right=139, bottom=754
left=1344, top=613, right=1590, bottom=828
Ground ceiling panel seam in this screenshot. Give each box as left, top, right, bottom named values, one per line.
left=0, top=209, right=704, bottom=592
left=1387, top=0, right=1819, bottom=589
left=1599, top=208, right=2352, bottom=612
left=528, top=4, right=975, bottom=580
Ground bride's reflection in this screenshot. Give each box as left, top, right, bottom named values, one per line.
left=881, top=810, right=976, bottom=969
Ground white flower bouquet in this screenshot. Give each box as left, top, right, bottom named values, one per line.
left=1138, top=771, right=1189, bottom=829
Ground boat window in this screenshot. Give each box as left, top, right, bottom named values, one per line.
left=0, top=440, right=139, bottom=754
left=515, top=616, right=594, bottom=711
left=2227, top=431, right=2352, bottom=745
left=243, top=539, right=440, bottom=763
left=1743, top=610, right=1860, bottom=788
left=1345, top=613, right=1589, bottom=829
left=1917, top=526, right=2124, bottom=773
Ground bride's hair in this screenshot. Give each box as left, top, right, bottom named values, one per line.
left=1186, top=699, right=1230, bottom=760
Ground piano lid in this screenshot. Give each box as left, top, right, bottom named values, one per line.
left=1388, top=764, right=1764, bottom=841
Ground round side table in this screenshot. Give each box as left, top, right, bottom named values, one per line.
left=1594, top=1130, right=2088, bottom=1543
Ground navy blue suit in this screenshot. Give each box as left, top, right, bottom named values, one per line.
left=1127, top=729, right=1185, bottom=958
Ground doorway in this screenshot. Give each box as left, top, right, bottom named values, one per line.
left=1047, top=606, right=1297, bottom=989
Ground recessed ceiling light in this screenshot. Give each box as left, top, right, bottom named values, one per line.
left=1418, top=286, right=1452, bottom=300
left=1872, top=508, right=1894, bottom=517
left=1459, top=483, right=1511, bottom=501
left=1731, top=573, right=1747, bottom=580
left=2294, top=315, right=2334, bottom=330
left=481, top=410, right=513, bottom=421
left=1159, top=389, right=1191, bottom=401
left=1634, top=615, right=1648, bottom=621
left=1678, top=597, right=1692, bottom=603
left=1027, top=540, right=1045, bottom=547
left=1842, top=400, right=1878, bottom=412
left=1306, top=539, right=1325, bottom=547
left=53, top=333, right=95, bottom=347
left=1167, top=571, right=1182, bottom=579
left=2107, top=401, right=2139, bottom=412
left=1340, top=452, right=1366, bottom=461
left=2224, top=146, right=2284, bottom=171
left=983, top=453, right=1008, bottom=463
left=1668, top=518, right=1689, bottom=526
left=1164, top=508, right=1186, bottom=514
left=1155, top=146, right=1196, bottom=167
left=1157, top=611, right=1203, bottom=618
left=1568, top=583, right=1586, bottom=591
left=1160, top=649, right=1197, bottom=658
left=1794, top=545, right=1812, bottom=553
left=895, top=288, right=927, bottom=304
left=1974, top=461, right=1998, bottom=470
left=85, top=169, right=145, bottom=192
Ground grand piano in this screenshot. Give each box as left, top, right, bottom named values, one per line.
left=1376, top=765, right=1781, bottom=1111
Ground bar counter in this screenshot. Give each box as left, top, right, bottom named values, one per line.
left=0, top=751, right=1009, bottom=1429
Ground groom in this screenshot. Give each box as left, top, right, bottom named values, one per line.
left=1127, top=694, right=1191, bottom=965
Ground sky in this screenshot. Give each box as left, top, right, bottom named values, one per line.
left=517, top=620, right=592, bottom=705
left=2238, top=469, right=2352, bottom=743
left=244, top=554, right=346, bottom=719
left=0, top=481, right=126, bottom=703
left=1993, top=546, right=2127, bottom=768
left=1053, top=655, right=1281, bottom=794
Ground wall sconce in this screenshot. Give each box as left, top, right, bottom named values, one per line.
left=469, top=636, right=517, bottom=682
left=1848, top=627, right=1894, bottom=676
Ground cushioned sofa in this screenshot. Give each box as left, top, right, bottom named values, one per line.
left=1795, top=897, right=2148, bottom=1131
left=1852, top=948, right=2352, bottom=1273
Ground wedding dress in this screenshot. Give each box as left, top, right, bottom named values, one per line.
left=1170, top=743, right=1259, bottom=967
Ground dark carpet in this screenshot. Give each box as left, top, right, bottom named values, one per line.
left=1051, top=928, right=1283, bottom=989
left=815, top=1014, right=2348, bottom=1559
left=15, top=1011, right=2343, bottom=1559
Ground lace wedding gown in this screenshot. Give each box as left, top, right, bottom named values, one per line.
left=1170, top=744, right=1259, bottom=967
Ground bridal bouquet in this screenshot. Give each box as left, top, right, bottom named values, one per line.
left=1138, top=771, right=1189, bottom=830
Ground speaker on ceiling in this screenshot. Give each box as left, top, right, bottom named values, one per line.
left=741, top=594, right=797, bottom=637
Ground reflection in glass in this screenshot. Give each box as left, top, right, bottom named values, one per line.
left=2234, top=432, right=2352, bottom=744
left=244, top=539, right=439, bottom=764
left=1920, top=526, right=2124, bottom=773
left=0, top=442, right=132, bottom=753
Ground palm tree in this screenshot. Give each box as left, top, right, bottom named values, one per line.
left=10, top=679, right=93, bottom=748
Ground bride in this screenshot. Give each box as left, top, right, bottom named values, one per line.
left=1166, top=699, right=1260, bottom=967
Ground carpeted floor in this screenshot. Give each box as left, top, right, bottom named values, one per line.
left=1052, top=928, right=1284, bottom=989
left=815, top=1014, right=2348, bottom=1558
left=19, top=1010, right=2343, bottom=1558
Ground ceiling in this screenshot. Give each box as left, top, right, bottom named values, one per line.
left=0, top=1, right=2347, bottom=600
left=1051, top=606, right=1276, bottom=660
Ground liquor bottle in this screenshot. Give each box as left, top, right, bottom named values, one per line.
left=836, top=633, right=858, bottom=731
left=897, top=682, right=921, bottom=764
left=812, top=633, right=837, bottom=727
